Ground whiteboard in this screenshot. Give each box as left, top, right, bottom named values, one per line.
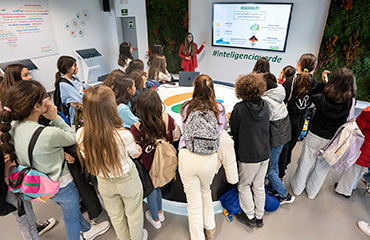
left=0, top=0, right=58, bottom=62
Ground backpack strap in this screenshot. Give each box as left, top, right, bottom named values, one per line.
left=349, top=98, right=356, bottom=120
left=28, top=127, right=45, bottom=168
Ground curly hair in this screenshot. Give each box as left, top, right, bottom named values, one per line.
left=235, top=73, right=266, bottom=100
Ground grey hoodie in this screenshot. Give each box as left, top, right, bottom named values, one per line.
left=262, top=84, right=291, bottom=147
left=262, top=84, right=289, bottom=121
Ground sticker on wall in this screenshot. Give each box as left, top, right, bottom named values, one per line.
left=80, top=19, right=86, bottom=26
left=77, top=28, right=85, bottom=38
left=71, top=18, right=80, bottom=29
left=65, top=10, right=90, bottom=38
left=128, top=20, right=134, bottom=31
left=64, top=22, right=71, bottom=30
left=82, top=10, right=90, bottom=20
left=69, top=29, right=77, bottom=38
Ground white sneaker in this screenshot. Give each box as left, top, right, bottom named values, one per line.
left=142, top=228, right=148, bottom=240
left=83, top=221, right=110, bottom=240
left=145, top=210, right=162, bottom=229
left=358, top=221, right=370, bottom=236
left=36, top=217, right=57, bottom=236
left=158, top=211, right=165, bottom=222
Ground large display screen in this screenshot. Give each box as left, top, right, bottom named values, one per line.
left=212, top=2, right=293, bottom=52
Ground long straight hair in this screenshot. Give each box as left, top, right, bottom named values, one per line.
left=55, top=56, right=76, bottom=87
left=77, top=86, right=127, bottom=178
left=182, top=32, right=196, bottom=56
left=103, top=69, right=126, bottom=89
left=129, top=70, right=146, bottom=91
left=180, top=74, right=223, bottom=123
left=253, top=57, right=270, bottom=73
left=118, top=42, right=134, bottom=67
left=112, top=77, right=135, bottom=105
left=136, top=89, right=167, bottom=146
left=148, top=55, right=166, bottom=79
left=125, top=59, right=144, bottom=75
left=324, top=68, right=357, bottom=103
left=0, top=64, right=26, bottom=103
left=296, top=53, right=317, bottom=98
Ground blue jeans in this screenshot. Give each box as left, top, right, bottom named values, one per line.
left=51, top=181, right=91, bottom=240
left=363, top=167, right=370, bottom=183
left=267, top=145, right=288, bottom=198
left=6, top=191, right=40, bottom=240
left=147, top=187, right=162, bottom=220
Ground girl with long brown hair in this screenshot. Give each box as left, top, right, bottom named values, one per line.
left=118, top=41, right=134, bottom=72
left=178, top=74, right=226, bottom=240
left=54, top=56, right=87, bottom=125
left=291, top=68, right=357, bottom=199
left=130, top=89, right=180, bottom=230
left=148, top=55, right=171, bottom=83
left=0, top=64, right=32, bottom=104
left=76, top=85, right=146, bottom=240
left=278, top=53, right=318, bottom=179
left=179, top=32, right=206, bottom=72
left=1, top=80, right=110, bottom=240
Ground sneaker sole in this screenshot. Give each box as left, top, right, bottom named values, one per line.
left=280, top=196, right=295, bottom=205
left=38, top=218, right=57, bottom=236
left=84, top=223, right=110, bottom=240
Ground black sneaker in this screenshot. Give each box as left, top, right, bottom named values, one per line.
left=36, top=218, right=57, bottom=236
left=256, top=218, right=263, bottom=228
left=234, top=212, right=256, bottom=228
left=277, top=193, right=295, bottom=205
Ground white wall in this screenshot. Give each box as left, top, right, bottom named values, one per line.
left=28, top=0, right=148, bottom=92
left=190, top=0, right=330, bottom=83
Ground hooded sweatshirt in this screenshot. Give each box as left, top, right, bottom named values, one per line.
left=309, top=83, right=352, bottom=139
left=262, top=84, right=291, bottom=147
left=230, top=97, right=270, bottom=163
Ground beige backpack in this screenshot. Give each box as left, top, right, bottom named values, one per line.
left=135, top=113, right=178, bottom=188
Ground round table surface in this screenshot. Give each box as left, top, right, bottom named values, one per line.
left=156, top=82, right=239, bottom=203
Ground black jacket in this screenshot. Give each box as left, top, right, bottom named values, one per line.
left=283, top=74, right=318, bottom=116
left=270, top=115, right=291, bottom=147
left=230, top=98, right=270, bottom=163
left=309, top=83, right=352, bottom=139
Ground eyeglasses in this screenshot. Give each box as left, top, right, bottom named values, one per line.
left=43, top=93, right=51, bottom=100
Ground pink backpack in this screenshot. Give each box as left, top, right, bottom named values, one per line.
left=8, top=127, right=60, bottom=204
left=317, top=99, right=365, bottom=171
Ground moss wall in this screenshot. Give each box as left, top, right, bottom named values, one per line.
left=315, top=0, right=370, bottom=101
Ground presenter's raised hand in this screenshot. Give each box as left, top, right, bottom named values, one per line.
left=322, top=70, right=330, bottom=84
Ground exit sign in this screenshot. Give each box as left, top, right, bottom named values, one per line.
left=121, top=9, right=128, bottom=16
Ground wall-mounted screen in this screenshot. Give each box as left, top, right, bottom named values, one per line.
left=212, top=2, right=293, bottom=52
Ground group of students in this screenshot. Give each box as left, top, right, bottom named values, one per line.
left=0, top=44, right=369, bottom=240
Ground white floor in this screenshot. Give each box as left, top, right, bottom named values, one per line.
left=1, top=141, right=370, bottom=240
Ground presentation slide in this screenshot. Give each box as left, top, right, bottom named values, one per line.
left=0, top=0, right=58, bottom=62
left=212, top=3, right=293, bottom=52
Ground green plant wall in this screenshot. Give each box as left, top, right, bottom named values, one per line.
left=315, top=0, right=370, bottom=101
left=146, top=0, right=188, bottom=74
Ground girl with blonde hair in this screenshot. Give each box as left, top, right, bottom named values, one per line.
left=77, top=85, right=146, bottom=240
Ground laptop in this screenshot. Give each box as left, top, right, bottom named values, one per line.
left=179, top=71, right=200, bottom=87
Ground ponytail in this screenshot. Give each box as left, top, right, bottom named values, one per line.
left=0, top=108, right=16, bottom=161
left=55, top=56, right=76, bottom=87
left=295, top=53, right=317, bottom=99
left=55, top=71, right=61, bottom=87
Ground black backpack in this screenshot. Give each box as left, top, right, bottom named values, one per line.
left=53, top=79, right=73, bottom=124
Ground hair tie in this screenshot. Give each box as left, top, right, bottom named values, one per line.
left=3, top=106, right=12, bottom=112
left=303, top=68, right=309, bottom=72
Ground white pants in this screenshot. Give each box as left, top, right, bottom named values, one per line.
left=238, top=160, right=269, bottom=220
left=336, top=164, right=363, bottom=196
left=291, top=131, right=331, bottom=199
left=179, top=149, right=217, bottom=240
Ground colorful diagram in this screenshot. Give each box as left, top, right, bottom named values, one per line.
left=66, top=9, right=90, bottom=38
